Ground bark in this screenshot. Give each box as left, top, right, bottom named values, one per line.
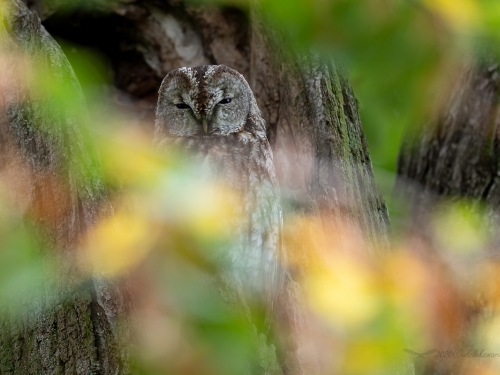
left=0, top=0, right=391, bottom=374
left=0, top=1, right=130, bottom=374
left=397, top=61, right=500, bottom=209
left=41, top=0, right=389, bottom=245
left=396, top=61, right=500, bottom=375
left=248, top=14, right=389, bottom=250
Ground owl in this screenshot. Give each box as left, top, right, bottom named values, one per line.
left=154, top=65, right=285, bottom=317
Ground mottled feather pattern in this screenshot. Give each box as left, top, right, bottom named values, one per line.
left=155, top=65, right=285, bottom=313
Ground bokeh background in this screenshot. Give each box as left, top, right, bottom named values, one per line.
left=2, top=0, right=500, bottom=374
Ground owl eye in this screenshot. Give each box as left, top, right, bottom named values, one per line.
left=176, top=103, right=190, bottom=109
left=218, top=98, right=232, bottom=105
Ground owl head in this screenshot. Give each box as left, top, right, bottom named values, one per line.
left=156, top=65, right=262, bottom=137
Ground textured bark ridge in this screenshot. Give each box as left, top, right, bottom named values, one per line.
left=397, top=61, right=500, bottom=208
left=0, top=1, right=130, bottom=374
left=0, top=1, right=390, bottom=374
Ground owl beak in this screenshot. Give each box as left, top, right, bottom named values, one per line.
left=201, top=119, right=209, bottom=134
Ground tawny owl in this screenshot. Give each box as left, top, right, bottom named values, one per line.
left=154, top=65, right=285, bottom=316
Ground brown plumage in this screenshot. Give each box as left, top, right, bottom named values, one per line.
left=155, top=65, right=285, bottom=316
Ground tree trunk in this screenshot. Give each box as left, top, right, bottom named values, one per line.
left=0, top=1, right=130, bottom=374
left=396, top=61, right=500, bottom=375
left=0, top=0, right=390, bottom=374
left=397, top=61, right=500, bottom=208
left=41, top=0, right=389, bottom=244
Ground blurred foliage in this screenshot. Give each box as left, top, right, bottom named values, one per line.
left=0, top=186, right=57, bottom=318
left=3, top=0, right=500, bottom=375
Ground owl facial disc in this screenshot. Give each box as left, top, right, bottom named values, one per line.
left=156, top=65, right=254, bottom=137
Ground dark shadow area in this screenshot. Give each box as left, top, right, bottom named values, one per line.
left=43, top=9, right=161, bottom=133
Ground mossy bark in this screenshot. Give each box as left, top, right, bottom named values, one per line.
left=249, top=15, right=389, bottom=249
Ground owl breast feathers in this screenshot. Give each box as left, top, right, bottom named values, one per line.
left=155, top=65, right=285, bottom=312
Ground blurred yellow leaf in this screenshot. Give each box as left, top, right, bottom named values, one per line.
left=179, top=182, right=241, bottom=241
left=476, top=313, right=500, bottom=358
left=98, top=126, right=166, bottom=187
left=306, top=254, right=380, bottom=328
left=432, top=202, right=488, bottom=254
left=423, top=0, right=479, bottom=30
left=343, top=338, right=400, bottom=374
left=82, top=211, right=157, bottom=277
